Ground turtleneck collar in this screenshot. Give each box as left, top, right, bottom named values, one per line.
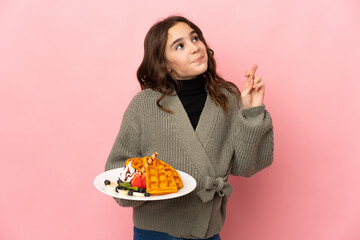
left=174, top=75, right=206, bottom=93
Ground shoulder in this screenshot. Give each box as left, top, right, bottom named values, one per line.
left=130, top=88, right=161, bottom=103
left=214, top=86, right=242, bottom=118
left=129, top=89, right=161, bottom=107
left=124, top=89, right=161, bottom=119
left=219, top=85, right=240, bottom=104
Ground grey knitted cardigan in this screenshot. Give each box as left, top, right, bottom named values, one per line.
left=105, top=88, right=274, bottom=239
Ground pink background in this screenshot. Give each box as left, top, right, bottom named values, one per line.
left=1, top=0, right=359, bottom=239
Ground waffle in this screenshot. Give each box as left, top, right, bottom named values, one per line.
left=125, top=156, right=183, bottom=195
left=146, top=161, right=178, bottom=195
left=125, top=157, right=146, bottom=170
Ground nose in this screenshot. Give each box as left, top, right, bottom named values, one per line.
left=190, top=42, right=199, bottom=54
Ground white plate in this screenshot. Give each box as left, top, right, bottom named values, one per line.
left=94, top=168, right=197, bottom=201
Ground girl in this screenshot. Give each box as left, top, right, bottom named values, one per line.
left=105, top=16, right=274, bottom=240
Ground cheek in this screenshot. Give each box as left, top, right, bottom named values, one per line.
left=171, top=56, right=188, bottom=69
left=200, top=44, right=208, bottom=60
left=200, top=42, right=207, bottom=51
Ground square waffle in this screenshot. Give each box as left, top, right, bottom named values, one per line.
left=146, top=163, right=178, bottom=195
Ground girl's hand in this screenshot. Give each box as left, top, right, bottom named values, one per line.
left=240, top=64, right=265, bottom=109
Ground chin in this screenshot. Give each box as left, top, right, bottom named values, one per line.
left=198, top=64, right=208, bottom=75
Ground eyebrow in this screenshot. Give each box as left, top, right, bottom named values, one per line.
left=169, top=30, right=197, bottom=49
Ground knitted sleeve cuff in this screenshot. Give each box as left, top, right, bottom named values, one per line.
left=240, top=104, right=265, bottom=123
left=236, top=105, right=272, bottom=143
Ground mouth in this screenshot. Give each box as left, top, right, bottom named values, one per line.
left=193, top=56, right=205, bottom=63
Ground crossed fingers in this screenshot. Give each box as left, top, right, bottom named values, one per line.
left=245, top=64, right=263, bottom=91
left=245, top=64, right=258, bottom=79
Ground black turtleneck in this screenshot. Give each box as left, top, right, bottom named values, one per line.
left=175, top=75, right=207, bottom=130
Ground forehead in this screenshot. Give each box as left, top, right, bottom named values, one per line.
left=166, top=22, right=195, bottom=43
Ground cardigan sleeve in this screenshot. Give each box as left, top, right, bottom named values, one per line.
left=105, top=97, right=145, bottom=208
left=230, top=104, right=274, bottom=177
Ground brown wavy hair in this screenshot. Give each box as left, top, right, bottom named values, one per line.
left=137, top=15, right=240, bottom=114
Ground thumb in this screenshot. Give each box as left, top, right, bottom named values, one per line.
left=242, top=77, right=253, bottom=95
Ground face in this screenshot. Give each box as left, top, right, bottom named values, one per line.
left=165, top=22, right=208, bottom=80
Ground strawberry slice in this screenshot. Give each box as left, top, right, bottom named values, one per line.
left=131, top=173, right=142, bottom=188
left=140, top=173, right=146, bottom=189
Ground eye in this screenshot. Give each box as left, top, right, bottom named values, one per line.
left=175, top=43, right=184, bottom=50
left=192, top=36, right=199, bottom=42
